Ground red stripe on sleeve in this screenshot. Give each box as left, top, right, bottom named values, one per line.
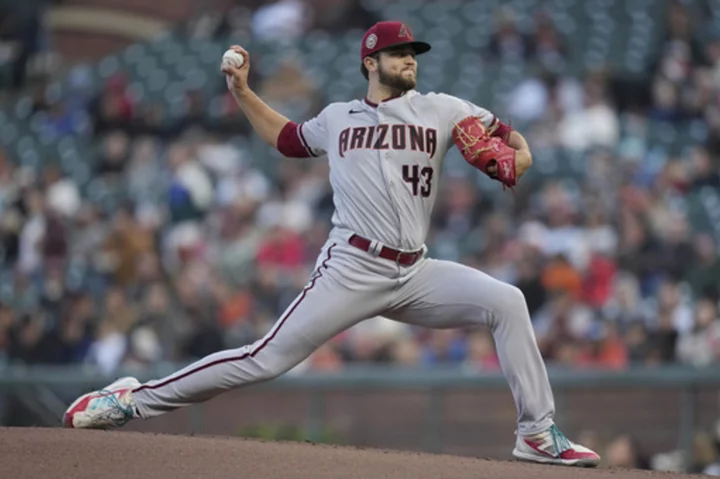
left=298, top=123, right=317, bottom=157
left=277, top=121, right=311, bottom=158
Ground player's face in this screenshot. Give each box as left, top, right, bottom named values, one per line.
left=377, top=47, right=417, bottom=91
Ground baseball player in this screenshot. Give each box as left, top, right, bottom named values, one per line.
left=64, top=21, right=600, bottom=467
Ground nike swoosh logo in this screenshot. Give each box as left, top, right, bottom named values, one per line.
left=349, top=110, right=364, bottom=114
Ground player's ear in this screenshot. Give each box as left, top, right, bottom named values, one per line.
left=363, top=54, right=378, bottom=74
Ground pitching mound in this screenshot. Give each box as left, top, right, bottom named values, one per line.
left=0, top=428, right=705, bottom=478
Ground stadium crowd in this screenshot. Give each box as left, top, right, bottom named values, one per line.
left=0, top=0, right=719, bottom=474
left=0, top=0, right=719, bottom=375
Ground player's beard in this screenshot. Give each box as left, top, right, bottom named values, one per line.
left=378, top=64, right=416, bottom=92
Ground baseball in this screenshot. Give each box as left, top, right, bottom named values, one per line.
left=221, top=49, right=244, bottom=70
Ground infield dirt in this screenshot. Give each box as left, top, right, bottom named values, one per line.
left=0, top=428, right=707, bottom=478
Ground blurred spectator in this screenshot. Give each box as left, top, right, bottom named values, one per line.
left=0, top=0, right=46, bottom=89
left=644, top=311, right=680, bottom=366
left=90, top=74, right=134, bottom=134
left=103, top=285, right=139, bottom=334
left=41, top=210, right=68, bottom=270
left=558, top=73, right=620, bottom=151
left=675, top=297, right=720, bottom=366
left=30, top=293, right=96, bottom=364
left=533, top=289, right=595, bottom=362
left=689, top=146, right=720, bottom=189
left=303, top=343, right=343, bottom=372
left=0, top=303, right=15, bottom=362
left=17, top=188, right=46, bottom=275
left=463, top=329, right=500, bottom=371
left=530, top=9, right=568, bottom=72
left=99, top=205, right=154, bottom=286
left=69, top=204, right=107, bottom=263
left=691, top=431, right=720, bottom=474
left=85, top=317, right=127, bottom=375
left=308, top=0, right=381, bottom=34
left=259, top=58, right=321, bottom=119
left=390, top=337, right=422, bottom=367
left=507, top=71, right=584, bottom=125
left=685, top=233, right=720, bottom=300
left=123, top=324, right=163, bottom=370
left=624, top=321, right=653, bottom=363
left=542, top=254, right=582, bottom=299
left=251, top=0, right=310, bottom=44
left=514, top=247, right=547, bottom=317
left=42, top=101, right=86, bottom=138
left=134, top=102, right=177, bottom=139
left=421, top=329, right=467, bottom=365
left=166, top=142, right=213, bottom=225
left=650, top=77, right=684, bottom=122
left=43, top=165, right=81, bottom=219
left=583, top=207, right=618, bottom=258
left=576, top=322, right=629, bottom=370
left=651, top=1, right=708, bottom=83
left=95, top=130, right=130, bottom=180
left=652, top=278, right=694, bottom=334
left=135, top=281, right=181, bottom=357
left=7, top=312, right=47, bottom=364
left=603, top=273, right=646, bottom=328
left=181, top=309, right=224, bottom=360
left=581, top=253, right=616, bottom=308
left=341, top=316, right=409, bottom=364
left=605, top=434, right=651, bottom=469
left=255, top=219, right=308, bottom=290
left=486, top=7, right=533, bottom=63
left=212, top=278, right=253, bottom=332
left=126, top=136, right=167, bottom=205
left=705, top=420, right=720, bottom=476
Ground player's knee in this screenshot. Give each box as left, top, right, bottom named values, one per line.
left=256, top=362, right=284, bottom=381
left=509, top=284, right=526, bottom=304
left=254, top=356, right=297, bottom=381
left=499, top=284, right=527, bottom=314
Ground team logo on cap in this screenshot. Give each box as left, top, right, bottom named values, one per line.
left=398, top=24, right=411, bottom=39
left=365, top=33, right=377, bottom=49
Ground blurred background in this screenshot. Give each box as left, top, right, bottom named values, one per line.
left=1, top=0, right=720, bottom=474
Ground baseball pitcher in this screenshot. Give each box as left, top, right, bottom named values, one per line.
left=64, top=21, right=600, bottom=467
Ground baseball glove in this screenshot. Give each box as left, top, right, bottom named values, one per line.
left=452, top=116, right=516, bottom=189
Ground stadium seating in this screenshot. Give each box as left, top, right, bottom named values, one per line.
left=0, top=0, right=714, bottom=198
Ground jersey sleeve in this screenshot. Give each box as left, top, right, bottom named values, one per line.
left=276, top=108, right=329, bottom=158
left=439, top=93, right=497, bottom=129
left=298, top=109, right=329, bottom=157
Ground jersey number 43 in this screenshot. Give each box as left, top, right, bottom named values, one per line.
left=402, top=164, right=434, bottom=197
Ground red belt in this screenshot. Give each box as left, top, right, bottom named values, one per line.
left=348, top=234, right=424, bottom=266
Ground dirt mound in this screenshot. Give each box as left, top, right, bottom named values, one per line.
left=0, top=428, right=705, bottom=478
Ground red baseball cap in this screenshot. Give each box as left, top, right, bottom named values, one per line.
left=360, top=21, right=431, bottom=59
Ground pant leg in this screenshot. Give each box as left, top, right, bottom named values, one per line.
left=133, top=242, right=389, bottom=418
left=386, top=259, right=554, bottom=435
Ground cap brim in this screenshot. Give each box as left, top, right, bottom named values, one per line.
left=381, top=41, right=432, bottom=55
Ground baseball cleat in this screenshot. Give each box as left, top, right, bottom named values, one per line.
left=512, top=424, right=601, bottom=467
left=63, top=376, right=140, bottom=429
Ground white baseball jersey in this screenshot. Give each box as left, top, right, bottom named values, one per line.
left=297, top=90, right=496, bottom=250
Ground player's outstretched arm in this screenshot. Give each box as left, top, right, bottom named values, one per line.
left=221, top=45, right=289, bottom=149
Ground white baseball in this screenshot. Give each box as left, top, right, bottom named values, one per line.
left=221, top=49, right=245, bottom=70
